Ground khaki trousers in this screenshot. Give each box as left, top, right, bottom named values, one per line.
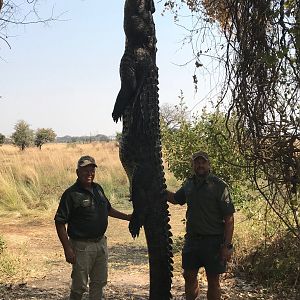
left=69, top=237, right=108, bottom=300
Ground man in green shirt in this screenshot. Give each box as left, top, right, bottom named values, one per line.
left=167, top=151, right=235, bottom=300
left=55, top=155, right=131, bottom=300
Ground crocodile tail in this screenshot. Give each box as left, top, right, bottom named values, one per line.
left=144, top=192, right=174, bottom=299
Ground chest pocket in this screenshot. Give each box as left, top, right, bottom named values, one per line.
left=81, top=198, right=92, bottom=207
left=72, top=192, right=93, bottom=209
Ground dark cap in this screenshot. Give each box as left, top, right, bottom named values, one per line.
left=192, top=151, right=209, bottom=161
left=77, top=155, right=98, bottom=168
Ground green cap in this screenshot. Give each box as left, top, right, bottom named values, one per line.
left=192, top=151, right=209, bottom=161
left=77, top=155, right=98, bottom=168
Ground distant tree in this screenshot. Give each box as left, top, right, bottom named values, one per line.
left=94, top=134, right=109, bottom=142
left=0, top=133, right=5, bottom=145
left=11, top=120, right=34, bottom=151
left=115, top=132, right=122, bottom=144
left=160, top=91, right=190, bottom=131
left=34, top=128, right=56, bottom=149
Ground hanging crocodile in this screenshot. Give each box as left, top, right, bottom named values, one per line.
left=112, top=0, right=173, bottom=299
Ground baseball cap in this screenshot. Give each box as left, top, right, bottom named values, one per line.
left=77, top=155, right=98, bottom=168
left=192, top=151, right=209, bottom=161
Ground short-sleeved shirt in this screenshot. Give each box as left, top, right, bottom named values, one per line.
left=54, top=180, right=111, bottom=240
left=174, top=173, right=235, bottom=237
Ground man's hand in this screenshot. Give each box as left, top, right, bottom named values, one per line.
left=55, top=222, right=76, bottom=264
left=126, top=213, right=132, bottom=221
left=64, top=245, right=76, bottom=264
left=220, top=244, right=233, bottom=263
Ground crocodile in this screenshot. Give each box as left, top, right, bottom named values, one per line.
left=112, top=0, right=173, bottom=299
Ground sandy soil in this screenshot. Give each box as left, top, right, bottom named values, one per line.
left=0, top=214, right=282, bottom=300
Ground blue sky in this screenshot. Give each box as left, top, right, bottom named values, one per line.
left=0, top=0, right=217, bottom=137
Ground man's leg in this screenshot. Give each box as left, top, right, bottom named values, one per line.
left=183, top=269, right=200, bottom=300
left=88, top=237, right=108, bottom=300
left=203, top=236, right=225, bottom=300
left=206, top=273, right=221, bottom=300
left=69, top=290, right=84, bottom=300
left=69, top=240, right=94, bottom=300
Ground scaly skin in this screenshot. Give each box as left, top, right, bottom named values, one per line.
left=112, top=1, right=173, bottom=299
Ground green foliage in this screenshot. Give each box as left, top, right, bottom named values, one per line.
left=232, top=199, right=300, bottom=297
left=11, top=120, right=34, bottom=151
left=0, top=133, right=5, bottom=145
left=0, top=254, right=18, bottom=278
left=160, top=97, right=197, bottom=180
left=239, top=232, right=300, bottom=294
left=161, top=99, right=251, bottom=206
left=34, top=128, right=56, bottom=149
left=0, top=236, right=22, bottom=282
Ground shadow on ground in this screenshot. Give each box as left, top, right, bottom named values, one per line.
left=0, top=283, right=172, bottom=300
left=0, top=284, right=68, bottom=300
left=0, top=280, right=284, bottom=300
left=108, top=243, right=148, bottom=269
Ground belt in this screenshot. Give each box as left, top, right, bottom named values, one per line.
left=72, top=236, right=103, bottom=243
left=192, top=234, right=223, bottom=239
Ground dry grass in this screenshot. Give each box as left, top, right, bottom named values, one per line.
left=0, top=142, right=130, bottom=214
left=0, top=142, right=182, bottom=213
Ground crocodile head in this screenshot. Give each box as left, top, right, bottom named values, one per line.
left=124, top=0, right=156, bottom=50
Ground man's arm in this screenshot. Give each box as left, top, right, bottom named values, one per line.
left=55, top=221, right=76, bottom=264
left=220, top=214, right=234, bottom=262
left=109, top=207, right=131, bottom=221
left=224, top=214, right=234, bottom=246
left=166, top=188, right=186, bottom=205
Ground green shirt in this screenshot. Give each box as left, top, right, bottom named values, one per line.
left=174, top=173, right=235, bottom=237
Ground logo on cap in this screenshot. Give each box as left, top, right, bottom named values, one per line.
left=77, top=155, right=98, bottom=168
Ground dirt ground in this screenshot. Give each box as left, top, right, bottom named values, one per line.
left=0, top=211, right=283, bottom=300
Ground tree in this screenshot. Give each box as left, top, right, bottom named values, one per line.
left=163, top=0, right=300, bottom=242
left=0, top=133, right=5, bottom=145
left=11, top=120, right=34, bottom=151
left=160, top=91, right=190, bottom=131
left=34, top=128, right=56, bottom=149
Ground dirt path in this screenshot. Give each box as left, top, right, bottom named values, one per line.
left=0, top=215, right=281, bottom=300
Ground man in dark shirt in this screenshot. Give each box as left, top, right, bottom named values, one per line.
left=55, top=155, right=131, bottom=300
left=167, top=151, right=235, bottom=300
